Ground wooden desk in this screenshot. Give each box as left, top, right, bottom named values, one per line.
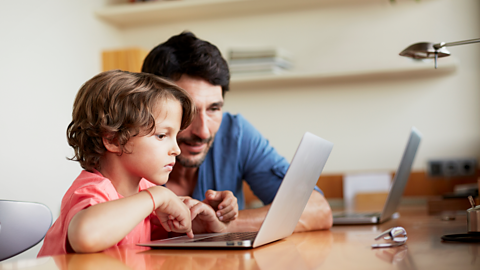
left=1, top=206, right=479, bottom=270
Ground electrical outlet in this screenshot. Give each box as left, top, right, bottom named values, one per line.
left=427, top=158, right=477, bottom=178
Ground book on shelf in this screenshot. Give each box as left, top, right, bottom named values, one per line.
left=129, top=0, right=162, bottom=3
left=228, top=47, right=293, bottom=75
left=230, top=65, right=287, bottom=76
left=229, top=61, right=292, bottom=75
left=228, top=47, right=292, bottom=61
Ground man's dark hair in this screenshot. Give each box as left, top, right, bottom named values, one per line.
left=142, top=31, right=230, bottom=96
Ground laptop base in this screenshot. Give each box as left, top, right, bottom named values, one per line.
left=333, top=212, right=400, bottom=225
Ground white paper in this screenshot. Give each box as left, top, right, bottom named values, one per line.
left=343, top=172, right=392, bottom=213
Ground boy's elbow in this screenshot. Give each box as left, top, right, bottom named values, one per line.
left=69, top=236, right=99, bottom=253
left=68, top=215, right=105, bottom=253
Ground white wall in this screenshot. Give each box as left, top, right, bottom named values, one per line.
left=0, top=0, right=123, bottom=260
left=123, top=0, right=480, bottom=174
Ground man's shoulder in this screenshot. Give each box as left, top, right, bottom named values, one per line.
left=213, top=112, right=266, bottom=157
left=220, top=112, right=246, bottom=128
left=219, top=112, right=256, bottom=136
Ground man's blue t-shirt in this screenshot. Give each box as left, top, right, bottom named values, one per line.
left=190, top=112, right=321, bottom=210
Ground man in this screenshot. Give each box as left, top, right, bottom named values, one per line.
left=142, top=31, right=332, bottom=232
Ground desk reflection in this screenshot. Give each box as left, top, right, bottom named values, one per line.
left=50, top=231, right=334, bottom=270
left=374, top=246, right=416, bottom=270
left=4, top=207, right=479, bottom=270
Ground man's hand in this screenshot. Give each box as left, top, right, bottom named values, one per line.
left=203, top=189, right=238, bottom=222
left=181, top=197, right=229, bottom=233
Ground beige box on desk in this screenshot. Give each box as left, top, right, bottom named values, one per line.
left=354, top=192, right=389, bottom=212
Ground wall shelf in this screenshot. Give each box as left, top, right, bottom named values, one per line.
left=230, top=58, right=458, bottom=90
left=95, top=0, right=377, bottom=28
left=96, top=0, right=454, bottom=89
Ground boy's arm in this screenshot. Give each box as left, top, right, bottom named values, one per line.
left=68, top=186, right=191, bottom=253
left=225, top=191, right=332, bottom=232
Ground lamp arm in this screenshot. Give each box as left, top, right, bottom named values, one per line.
left=433, top=38, right=480, bottom=49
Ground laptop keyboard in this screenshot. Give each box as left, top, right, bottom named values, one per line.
left=193, top=232, right=258, bottom=242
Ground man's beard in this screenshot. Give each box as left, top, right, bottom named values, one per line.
left=176, top=135, right=214, bottom=168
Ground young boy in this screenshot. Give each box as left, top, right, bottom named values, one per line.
left=38, top=70, right=236, bottom=256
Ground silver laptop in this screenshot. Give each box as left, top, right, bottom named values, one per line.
left=333, top=127, right=422, bottom=225
left=138, top=132, right=333, bottom=248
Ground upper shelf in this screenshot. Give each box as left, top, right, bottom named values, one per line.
left=95, top=0, right=379, bottom=28
left=230, top=58, right=458, bottom=90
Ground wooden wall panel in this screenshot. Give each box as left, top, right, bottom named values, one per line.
left=102, top=48, right=148, bottom=72
left=315, top=174, right=343, bottom=198
left=317, top=170, right=479, bottom=199
left=402, top=171, right=479, bottom=197
left=243, top=170, right=479, bottom=205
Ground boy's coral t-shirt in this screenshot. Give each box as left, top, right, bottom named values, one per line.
left=38, top=170, right=156, bottom=257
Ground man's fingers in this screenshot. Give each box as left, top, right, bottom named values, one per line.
left=203, top=190, right=238, bottom=222
left=217, top=196, right=233, bottom=210
left=216, top=204, right=233, bottom=217
left=182, top=197, right=199, bottom=209
left=205, top=190, right=221, bottom=201
left=191, top=202, right=223, bottom=227
left=218, top=209, right=237, bottom=221
left=178, top=196, right=190, bottom=202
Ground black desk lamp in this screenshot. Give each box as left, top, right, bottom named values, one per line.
left=399, top=38, right=480, bottom=68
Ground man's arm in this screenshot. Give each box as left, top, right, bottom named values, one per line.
left=226, top=190, right=332, bottom=232
left=293, top=190, right=332, bottom=232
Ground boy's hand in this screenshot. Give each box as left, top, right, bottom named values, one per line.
left=181, top=197, right=228, bottom=233
left=153, top=187, right=194, bottom=238
left=203, top=190, right=238, bottom=222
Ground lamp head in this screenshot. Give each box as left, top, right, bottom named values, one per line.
left=399, top=42, right=450, bottom=59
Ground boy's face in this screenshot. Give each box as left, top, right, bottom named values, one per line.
left=119, top=99, right=182, bottom=185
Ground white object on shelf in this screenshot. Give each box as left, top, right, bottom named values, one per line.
left=228, top=47, right=293, bottom=61
left=343, top=172, right=392, bottom=213
left=228, top=47, right=294, bottom=75
left=229, top=57, right=293, bottom=75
